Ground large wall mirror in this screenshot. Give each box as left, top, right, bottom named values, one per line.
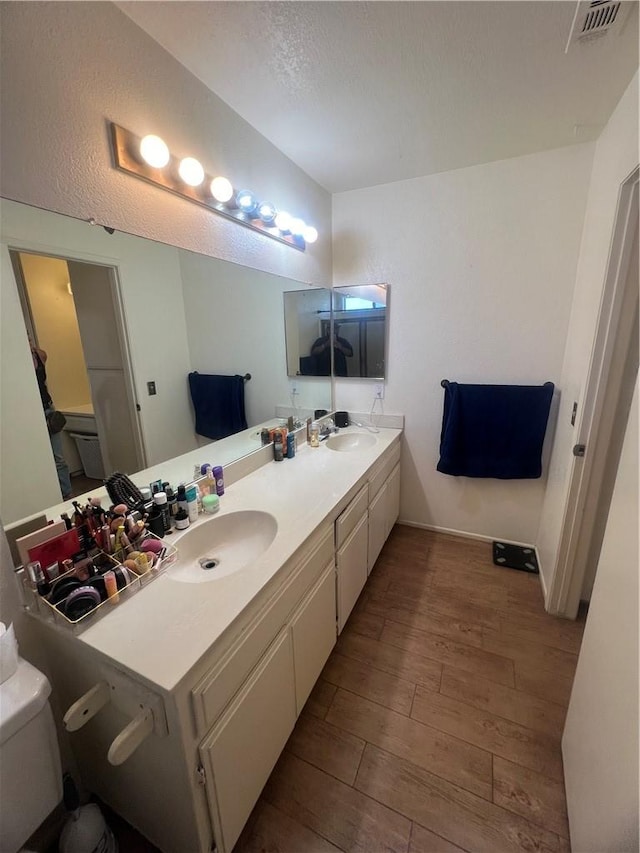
left=0, top=199, right=331, bottom=525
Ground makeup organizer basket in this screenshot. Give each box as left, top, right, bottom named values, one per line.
left=22, top=533, right=178, bottom=634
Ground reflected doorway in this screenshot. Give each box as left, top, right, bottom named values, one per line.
left=10, top=250, right=144, bottom=497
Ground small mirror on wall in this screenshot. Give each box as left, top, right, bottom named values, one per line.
left=284, top=288, right=332, bottom=377
left=332, top=284, right=388, bottom=379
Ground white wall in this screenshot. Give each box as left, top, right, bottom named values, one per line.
left=562, top=375, right=638, bottom=851
left=0, top=1, right=332, bottom=287
left=0, top=200, right=196, bottom=524
left=537, top=71, right=639, bottom=591
left=333, top=143, right=594, bottom=544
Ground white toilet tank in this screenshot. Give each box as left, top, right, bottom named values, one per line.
left=0, top=658, right=62, bottom=853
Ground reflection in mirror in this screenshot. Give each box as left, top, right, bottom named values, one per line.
left=283, top=289, right=332, bottom=377
left=332, top=284, right=388, bottom=378
left=0, top=199, right=332, bottom=525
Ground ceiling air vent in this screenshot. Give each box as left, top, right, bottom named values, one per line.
left=565, top=0, right=631, bottom=52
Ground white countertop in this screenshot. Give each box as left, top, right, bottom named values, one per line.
left=65, top=426, right=402, bottom=692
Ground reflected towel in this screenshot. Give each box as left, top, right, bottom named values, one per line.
left=437, top=382, right=554, bottom=479
left=188, top=372, right=248, bottom=440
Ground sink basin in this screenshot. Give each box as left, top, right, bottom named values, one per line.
left=168, top=510, right=278, bottom=583
left=325, top=432, right=377, bottom=452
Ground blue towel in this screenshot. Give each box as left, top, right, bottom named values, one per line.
left=437, top=382, right=554, bottom=479
left=188, top=372, right=248, bottom=440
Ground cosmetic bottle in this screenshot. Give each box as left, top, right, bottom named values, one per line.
left=176, top=484, right=188, bottom=514
left=286, top=432, right=296, bottom=458
left=165, top=487, right=177, bottom=518
left=273, top=436, right=284, bottom=461
left=310, top=422, right=320, bottom=448
left=174, top=508, right=190, bottom=530
left=153, top=491, right=172, bottom=533
left=186, top=484, right=199, bottom=523
left=201, top=467, right=216, bottom=496
left=104, top=570, right=119, bottom=604
left=212, top=465, right=224, bottom=496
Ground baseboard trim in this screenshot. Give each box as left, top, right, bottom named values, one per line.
left=397, top=519, right=535, bottom=549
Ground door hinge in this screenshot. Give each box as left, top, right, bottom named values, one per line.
left=196, top=762, right=206, bottom=786
left=136, top=403, right=141, bottom=412
left=573, top=444, right=586, bottom=457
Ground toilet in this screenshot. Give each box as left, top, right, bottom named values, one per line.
left=0, top=657, right=62, bottom=853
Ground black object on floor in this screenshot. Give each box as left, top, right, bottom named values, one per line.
left=492, top=541, right=539, bottom=574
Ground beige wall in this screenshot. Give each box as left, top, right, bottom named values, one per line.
left=20, top=253, right=92, bottom=410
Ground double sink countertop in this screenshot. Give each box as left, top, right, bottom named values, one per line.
left=38, top=426, right=402, bottom=693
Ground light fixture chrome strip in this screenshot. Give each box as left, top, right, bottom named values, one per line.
left=110, top=124, right=315, bottom=251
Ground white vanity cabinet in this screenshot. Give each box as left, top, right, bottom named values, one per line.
left=291, top=563, right=337, bottom=713
left=367, top=451, right=401, bottom=573
left=30, top=428, right=403, bottom=853
left=335, top=484, right=369, bottom=632
left=335, top=442, right=402, bottom=629
left=190, top=524, right=336, bottom=853
left=199, top=629, right=296, bottom=853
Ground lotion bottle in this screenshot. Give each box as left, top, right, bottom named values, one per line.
left=185, top=483, right=199, bottom=523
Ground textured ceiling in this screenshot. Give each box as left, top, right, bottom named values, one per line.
left=116, top=1, right=639, bottom=193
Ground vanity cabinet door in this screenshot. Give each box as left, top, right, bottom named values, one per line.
left=368, top=483, right=388, bottom=573
left=386, top=463, right=401, bottom=535
left=291, top=562, right=337, bottom=714
left=199, top=630, right=296, bottom=853
left=337, top=512, right=368, bottom=632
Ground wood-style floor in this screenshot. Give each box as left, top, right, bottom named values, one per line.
left=235, top=524, right=586, bottom=853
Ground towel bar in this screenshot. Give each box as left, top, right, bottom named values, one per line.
left=440, top=379, right=553, bottom=389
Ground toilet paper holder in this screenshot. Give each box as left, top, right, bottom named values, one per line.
left=63, top=673, right=167, bottom=766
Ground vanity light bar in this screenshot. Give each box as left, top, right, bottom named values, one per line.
left=110, top=124, right=318, bottom=251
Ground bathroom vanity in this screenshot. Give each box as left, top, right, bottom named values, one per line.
left=26, top=425, right=402, bottom=853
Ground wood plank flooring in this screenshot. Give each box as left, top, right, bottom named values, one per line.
left=234, top=525, right=586, bottom=853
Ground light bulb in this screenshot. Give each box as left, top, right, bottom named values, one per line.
left=236, top=190, right=258, bottom=214
left=303, top=225, right=318, bottom=244
left=210, top=176, right=233, bottom=203
left=178, top=157, right=205, bottom=187
left=258, top=201, right=277, bottom=224
left=139, top=135, right=170, bottom=169
left=275, top=211, right=291, bottom=231
left=289, top=217, right=306, bottom=237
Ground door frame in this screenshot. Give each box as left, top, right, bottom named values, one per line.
left=547, top=167, right=639, bottom=618
left=7, top=245, right=147, bottom=473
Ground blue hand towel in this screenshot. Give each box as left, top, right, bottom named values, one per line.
left=188, top=372, right=248, bottom=440
left=437, top=382, right=554, bottom=479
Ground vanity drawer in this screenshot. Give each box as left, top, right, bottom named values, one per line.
left=369, top=442, right=401, bottom=499
left=335, top=484, right=369, bottom=549
left=191, top=525, right=333, bottom=734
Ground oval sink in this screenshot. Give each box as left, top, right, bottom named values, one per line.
left=325, top=432, right=377, bottom=452
left=168, top=510, right=277, bottom=583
